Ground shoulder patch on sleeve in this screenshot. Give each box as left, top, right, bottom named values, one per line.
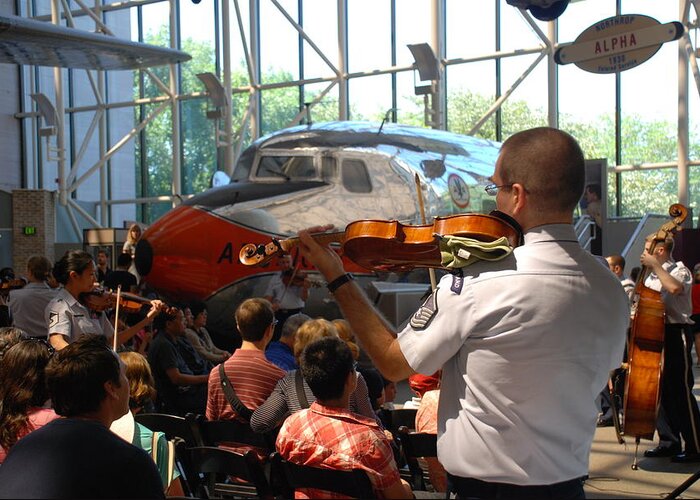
left=410, top=291, right=438, bottom=330
left=49, top=312, right=59, bottom=328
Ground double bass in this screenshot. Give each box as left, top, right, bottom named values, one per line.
left=622, top=203, right=688, bottom=468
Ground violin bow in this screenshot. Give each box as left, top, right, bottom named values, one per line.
left=112, top=285, right=122, bottom=351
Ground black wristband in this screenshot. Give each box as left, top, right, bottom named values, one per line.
left=326, top=273, right=354, bottom=294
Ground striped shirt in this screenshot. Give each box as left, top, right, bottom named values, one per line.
left=206, top=349, right=285, bottom=421
left=250, top=370, right=379, bottom=433
left=276, top=402, right=401, bottom=499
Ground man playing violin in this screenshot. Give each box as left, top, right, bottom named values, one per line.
left=264, top=254, right=310, bottom=341
left=297, top=127, right=629, bottom=499
left=46, top=250, right=164, bottom=350
left=639, top=234, right=700, bottom=462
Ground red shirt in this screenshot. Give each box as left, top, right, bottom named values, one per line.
left=206, top=349, right=285, bottom=421
left=692, top=283, right=700, bottom=315
left=276, top=402, right=401, bottom=499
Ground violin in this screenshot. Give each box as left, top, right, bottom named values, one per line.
left=281, top=270, right=325, bottom=288
left=80, top=287, right=175, bottom=316
left=0, top=278, right=28, bottom=296
left=240, top=211, right=522, bottom=272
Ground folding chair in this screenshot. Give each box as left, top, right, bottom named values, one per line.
left=198, top=418, right=275, bottom=453
left=188, top=446, right=271, bottom=499
left=397, top=426, right=439, bottom=492
left=382, top=408, right=418, bottom=434
left=134, top=413, right=204, bottom=496
left=269, top=452, right=375, bottom=499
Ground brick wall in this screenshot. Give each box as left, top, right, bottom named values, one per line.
left=12, top=190, right=56, bottom=272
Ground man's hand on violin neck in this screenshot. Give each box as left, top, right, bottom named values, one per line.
left=298, top=228, right=345, bottom=280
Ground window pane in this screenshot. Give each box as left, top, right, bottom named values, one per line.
left=348, top=0, right=391, bottom=73
left=260, top=0, right=299, bottom=84
left=348, top=74, right=393, bottom=120
left=619, top=169, right=677, bottom=217
left=181, top=98, right=216, bottom=195
left=342, top=159, right=372, bottom=193
left=446, top=0, right=495, bottom=59
left=446, top=61, right=496, bottom=139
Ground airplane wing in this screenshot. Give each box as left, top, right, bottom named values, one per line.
left=0, top=14, right=190, bottom=70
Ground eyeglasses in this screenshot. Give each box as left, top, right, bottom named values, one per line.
left=484, top=183, right=514, bottom=196
left=22, top=337, right=55, bottom=357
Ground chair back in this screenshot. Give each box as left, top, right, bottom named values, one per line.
left=134, top=413, right=204, bottom=496
left=189, top=446, right=271, bottom=499
left=397, top=425, right=437, bottom=491
left=198, top=418, right=275, bottom=452
left=270, top=452, right=375, bottom=499
left=135, top=412, right=204, bottom=447
left=381, top=408, right=418, bottom=433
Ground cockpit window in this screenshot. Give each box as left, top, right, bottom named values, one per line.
left=342, top=159, right=372, bottom=193
left=255, top=155, right=316, bottom=180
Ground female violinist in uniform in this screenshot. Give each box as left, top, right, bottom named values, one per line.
left=46, top=250, right=164, bottom=351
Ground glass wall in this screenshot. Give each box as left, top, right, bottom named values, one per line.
left=16, top=0, right=700, bottom=226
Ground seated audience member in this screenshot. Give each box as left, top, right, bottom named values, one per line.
left=0, top=326, right=27, bottom=363
left=414, top=372, right=446, bottom=493
left=0, top=338, right=58, bottom=463
left=148, top=309, right=209, bottom=416
left=176, top=307, right=213, bottom=376
left=333, top=318, right=361, bottom=360
left=265, top=313, right=310, bottom=371
left=206, top=298, right=285, bottom=422
left=0, top=336, right=164, bottom=499
left=111, top=351, right=183, bottom=495
left=276, top=337, right=412, bottom=499
left=185, top=302, right=230, bottom=365
left=250, top=318, right=377, bottom=433
left=103, top=252, right=138, bottom=294
left=359, top=366, right=386, bottom=412
left=403, top=372, right=440, bottom=410
left=9, top=255, right=57, bottom=338
left=381, top=377, right=397, bottom=411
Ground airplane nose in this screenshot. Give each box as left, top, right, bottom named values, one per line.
left=134, top=238, right=153, bottom=276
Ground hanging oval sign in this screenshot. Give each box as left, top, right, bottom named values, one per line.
left=554, top=14, right=683, bottom=74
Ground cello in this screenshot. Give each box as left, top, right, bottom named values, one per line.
left=622, top=203, right=688, bottom=469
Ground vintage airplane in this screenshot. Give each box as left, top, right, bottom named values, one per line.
left=134, top=121, right=502, bottom=340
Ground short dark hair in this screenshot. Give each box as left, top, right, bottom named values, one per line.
left=45, top=335, right=121, bottom=417
left=27, top=255, right=52, bottom=281
left=499, top=127, right=585, bottom=214
left=116, top=252, right=133, bottom=268
left=281, top=313, right=310, bottom=340
left=53, top=250, right=94, bottom=285
left=189, top=301, right=207, bottom=318
left=235, top=298, right=273, bottom=342
left=301, top=337, right=354, bottom=402
left=153, top=308, right=181, bottom=333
